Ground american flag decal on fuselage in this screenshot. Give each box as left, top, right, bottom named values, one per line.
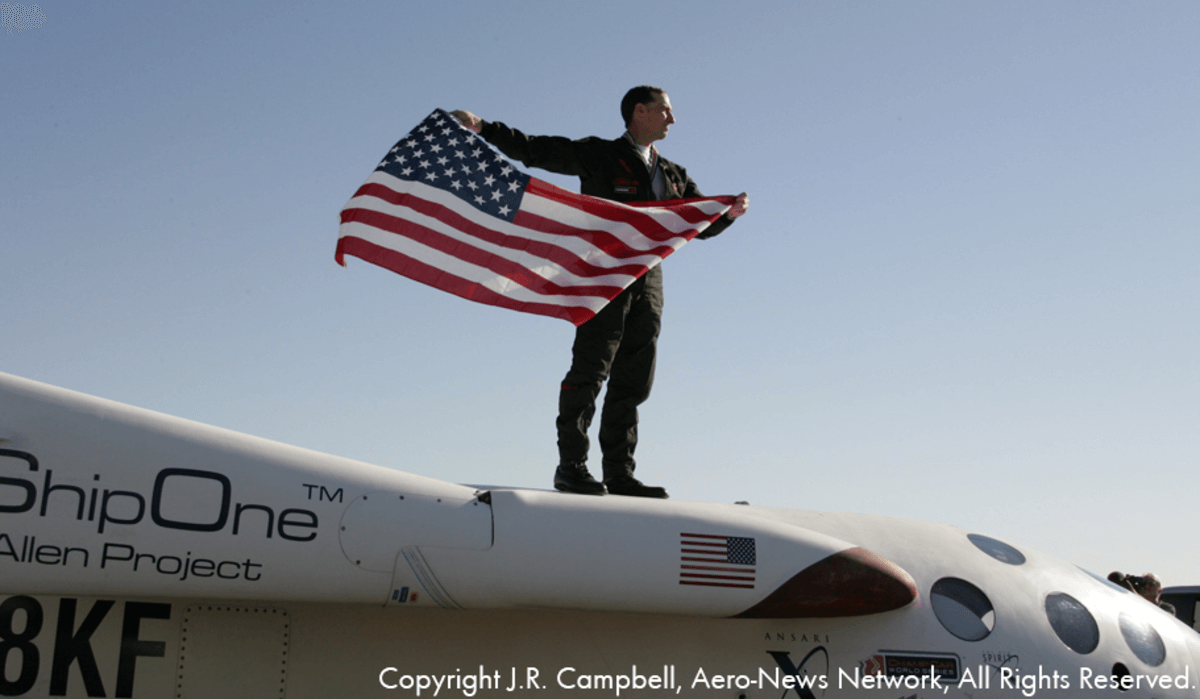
left=679, top=533, right=757, bottom=589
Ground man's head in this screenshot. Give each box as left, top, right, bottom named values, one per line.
left=622, top=85, right=675, bottom=145
left=1130, top=573, right=1164, bottom=603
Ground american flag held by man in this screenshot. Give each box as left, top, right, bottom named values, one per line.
left=338, top=86, right=749, bottom=499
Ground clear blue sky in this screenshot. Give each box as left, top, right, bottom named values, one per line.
left=5, top=1, right=1197, bottom=586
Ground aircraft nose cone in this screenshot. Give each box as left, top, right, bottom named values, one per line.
left=734, top=547, right=918, bottom=618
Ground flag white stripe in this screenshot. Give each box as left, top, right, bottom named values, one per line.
left=339, top=197, right=646, bottom=290
left=338, top=222, right=616, bottom=311
left=344, top=183, right=669, bottom=275
left=355, top=170, right=707, bottom=260
left=522, top=188, right=732, bottom=241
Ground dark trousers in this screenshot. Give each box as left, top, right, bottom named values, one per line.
left=556, top=266, right=663, bottom=478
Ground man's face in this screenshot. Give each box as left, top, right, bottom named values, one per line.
left=635, top=93, right=675, bottom=142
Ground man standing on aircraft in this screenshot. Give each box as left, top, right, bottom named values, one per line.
left=453, top=86, right=749, bottom=499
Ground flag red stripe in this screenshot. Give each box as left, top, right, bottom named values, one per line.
left=679, top=581, right=756, bottom=589
left=681, top=564, right=756, bottom=573
left=681, top=576, right=753, bottom=586
left=335, top=237, right=592, bottom=325
left=511, top=208, right=685, bottom=261
left=341, top=207, right=626, bottom=300
left=349, top=182, right=655, bottom=277
left=525, top=178, right=729, bottom=243
left=680, top=533, right=729, bottom=540
left=624, top=194, right=738, bottom=211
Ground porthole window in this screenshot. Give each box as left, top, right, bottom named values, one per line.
left=1119, top=612, right=1166, bottom=667
left=931, top=577, right=995, bottom=641
left=1045, top=593, right=1099, bottom=654
left=968, top=534, right=1026, bottom=565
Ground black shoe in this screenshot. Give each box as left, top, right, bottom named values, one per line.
left=554, top=463, right=606, bottom=495
left=604, top=474, right=668, bottom=499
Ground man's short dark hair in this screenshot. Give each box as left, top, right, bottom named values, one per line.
left=621, top=85, right=665, bottom=127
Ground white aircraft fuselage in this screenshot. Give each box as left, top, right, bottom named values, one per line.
left=2, top=372, right=1197, bottom=697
